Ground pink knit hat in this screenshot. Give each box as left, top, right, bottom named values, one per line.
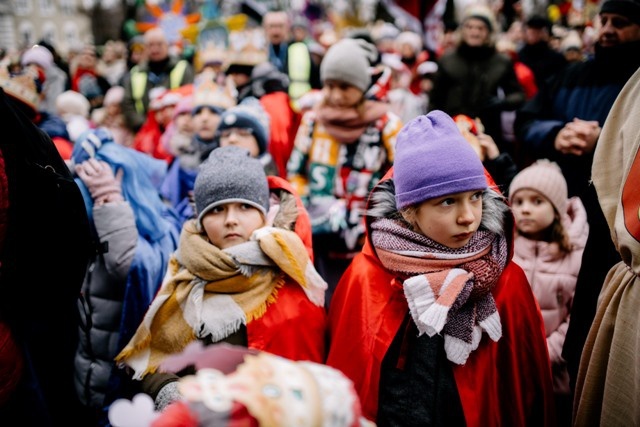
left=509, top=159, right=568, bottom=215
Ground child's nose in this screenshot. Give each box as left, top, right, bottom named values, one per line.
left=224, top=210, right=239, bottom=224
left=458, top=204, right=475, bottom=224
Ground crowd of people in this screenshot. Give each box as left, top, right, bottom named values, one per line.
left=0, top=0, right=639, bottom=425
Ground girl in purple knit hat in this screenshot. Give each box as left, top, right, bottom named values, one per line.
left=327, top=110, right=555, bottom=426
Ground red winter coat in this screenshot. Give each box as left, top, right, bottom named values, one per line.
left=326, top=173, right=555, bottom=425
left=133, top=110, right=174, bottom=163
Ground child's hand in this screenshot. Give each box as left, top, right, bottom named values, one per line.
left=477, top=133, right=500, bottom=160
left=75, top=158, right=124, bottom=205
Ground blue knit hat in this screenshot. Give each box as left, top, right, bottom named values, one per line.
left=394, top=110, right=487, bottom=210
left=216, top=97, right=270, bottom=155
left=194, top=146, right=270, bottom=226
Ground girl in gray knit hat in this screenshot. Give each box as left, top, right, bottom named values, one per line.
left=286, top=37, right=404, bottom=306
left=116, top=146, right=328, bottom=411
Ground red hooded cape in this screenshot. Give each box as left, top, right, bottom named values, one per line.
left=245, top=175, right=325, bottom=362
left=326, top=170, right=555, bottom=425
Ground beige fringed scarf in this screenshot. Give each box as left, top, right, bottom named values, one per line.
left=116, top=220, right=327, bottom=379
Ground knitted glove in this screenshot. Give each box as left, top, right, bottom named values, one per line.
left=155, top=381, right=182, bottom=411
left=75, top=158, right=124, bottom=205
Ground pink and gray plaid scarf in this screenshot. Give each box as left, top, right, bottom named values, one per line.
left=371, top=218, right=508, bottom=365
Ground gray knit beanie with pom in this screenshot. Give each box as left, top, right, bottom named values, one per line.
left=194, top=146, right=270, bottom=225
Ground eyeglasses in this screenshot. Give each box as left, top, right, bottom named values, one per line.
left=600, top=15, right=634, bottom=29
left=219, top=128, right=254, bottom=138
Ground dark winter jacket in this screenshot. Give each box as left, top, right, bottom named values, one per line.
left=517, top=41, right=567, bottom=89
left=430, top=43, right=526, bottom=153
left=514, top=41, right=640, bottom=198
left=0, top=88, right=92, bottom=426
left=73, top=142, right=180, bottom=415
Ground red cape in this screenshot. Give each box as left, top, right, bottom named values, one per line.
left=326, top=171, right=555, bottom=425
left=245, top=176, right=325, bottom=363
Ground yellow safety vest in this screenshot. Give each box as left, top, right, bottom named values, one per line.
left=131, top=59, right=188, bottom=114
left=287, top=42, right=311, bottom=103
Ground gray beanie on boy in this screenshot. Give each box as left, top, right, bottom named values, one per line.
left=194, top=146, right=270, bottom=225
left=320, top=38, right=377, bottom=92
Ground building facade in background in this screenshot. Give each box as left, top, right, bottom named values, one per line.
left=0, top=0, right=123, bottom=55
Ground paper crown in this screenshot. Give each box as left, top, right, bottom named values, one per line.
left=224, top=28, right=267, bottom=68
left=0, top=66, right=41, bottom=112
left=192, top=78, right=236, bottom=111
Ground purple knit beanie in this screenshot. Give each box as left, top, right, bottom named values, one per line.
left=394, top=110, right=488, bottom=210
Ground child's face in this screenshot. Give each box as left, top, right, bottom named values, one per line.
left=201, top=202, right=266, bottom=249
left=322, top=79, right=364, bottom=108
left=398, top=43, right=416, bottom=59
left=158, top=105, right=175, bottom=127
left=192, top=107, right=222, bottom=141
left=510, top=189, right=556, bottom=240
left=219, top=127, right=260, bottom=157
left=228, top=72, right=251, bottom=88
left=408, top=190, right=484, bottom=248
left=175, top=112, right=193, bottom=134
left=419, top=77, right=434, bottom=94
left=106, top=102, right=121, bottom=116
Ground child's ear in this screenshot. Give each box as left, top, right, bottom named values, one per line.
left=266, top=205, right=279, bottom=227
